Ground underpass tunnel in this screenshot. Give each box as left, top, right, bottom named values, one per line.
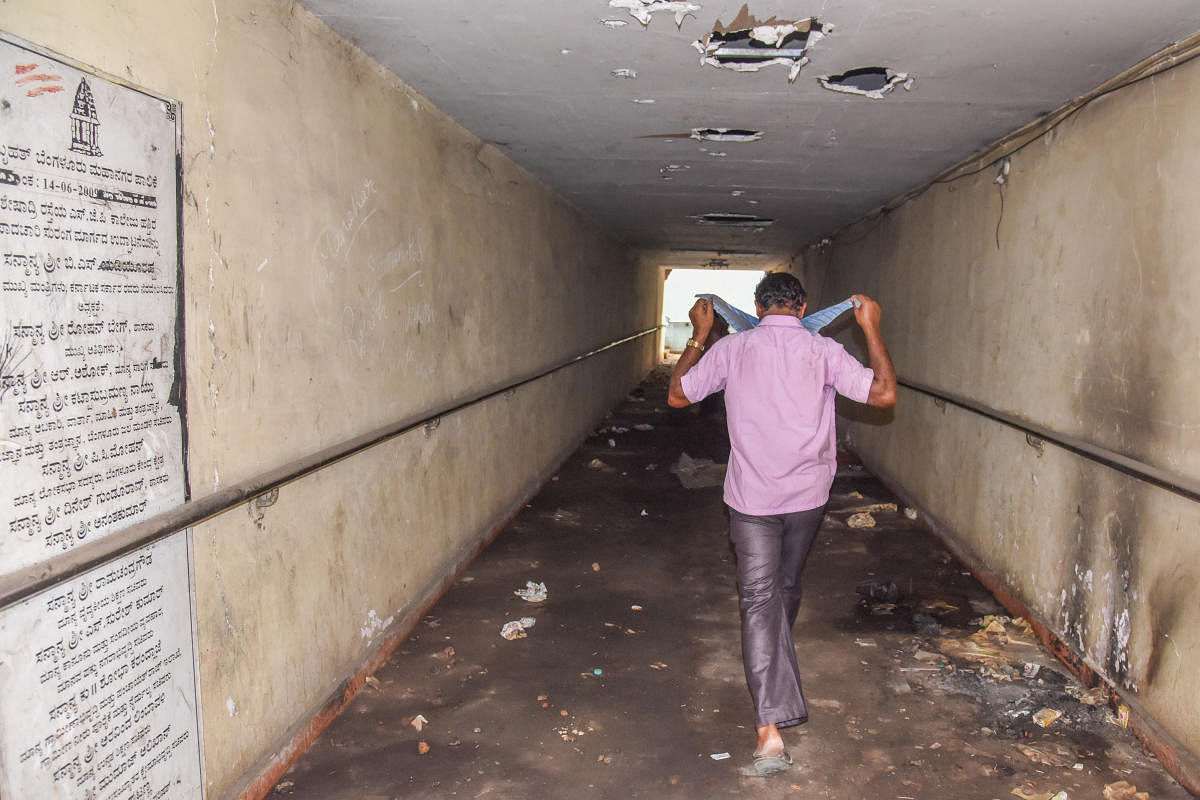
left=1, top=3, right=1199, bottom=799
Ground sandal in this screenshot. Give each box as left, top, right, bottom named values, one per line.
left=739, top=750, right=793, bottom=777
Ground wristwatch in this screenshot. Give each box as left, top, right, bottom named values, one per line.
left=685, top=338, right=705, bottom=351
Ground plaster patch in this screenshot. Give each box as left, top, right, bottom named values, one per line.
left=611, top=68, right=638, bottom=79
left=609, top=0, right=701, bottom=27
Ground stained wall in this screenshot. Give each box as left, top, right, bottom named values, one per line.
left=0, top=2, right=659, bottom=797
left=815, top=56, right=1200, bottom=764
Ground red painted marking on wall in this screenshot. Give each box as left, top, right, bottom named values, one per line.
left=26, top=86, right=64, bottom=97
left=15, top=73, right=63, bottom=85
left=14, top=63, right=37, bottom=74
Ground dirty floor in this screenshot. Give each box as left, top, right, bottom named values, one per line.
left=272, top=364, right=1189, bottom=800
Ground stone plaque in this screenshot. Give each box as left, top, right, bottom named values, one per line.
left=0, top=530, right=203, bottom=798
left=0, top=33, right=200, bottom=800
left=0, top=31, right=187, bottom=578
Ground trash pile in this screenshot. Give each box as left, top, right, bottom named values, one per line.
left=840, top=502, right=899, bottom=529
left=934, top=614, right=1048, bottom=682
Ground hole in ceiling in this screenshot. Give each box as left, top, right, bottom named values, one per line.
left=694, top=212, right=775, bottom=227
left=691, top=127, right=764, bottom=143
left=608, top=0, right=701, bottom=28
left=818, top=67, right=913, bottom=99
left=694, top=10, right=830, bottom=82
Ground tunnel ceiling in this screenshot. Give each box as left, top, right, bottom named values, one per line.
left=301, top=1, right=1200, bottom=269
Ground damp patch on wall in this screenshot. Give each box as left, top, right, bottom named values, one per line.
left=818, top=67, right=913, bottom=99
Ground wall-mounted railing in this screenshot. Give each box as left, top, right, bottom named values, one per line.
left=898, top=377, right=1200, bottom=504
left=0, top=327, right=660, bottom=610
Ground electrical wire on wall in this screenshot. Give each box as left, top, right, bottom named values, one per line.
left=993, top=158, right=1010, bottom=250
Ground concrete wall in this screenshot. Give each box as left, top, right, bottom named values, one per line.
left=816, top=56, right=1200, bottom=763
left=0, top=1, right=659, bottom=797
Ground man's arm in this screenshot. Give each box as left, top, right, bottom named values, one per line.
left=667, top=298, right=714, bottom=408
left=852, top=294, right=897, bottom=408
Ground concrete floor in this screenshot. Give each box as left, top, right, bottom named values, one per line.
left=271, top=364, right=1189, bottom=800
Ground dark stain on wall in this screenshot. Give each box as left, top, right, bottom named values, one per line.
left=1144, top=565, right=1186, bottom=687
left=1068, top=219, right=1164, bottom=691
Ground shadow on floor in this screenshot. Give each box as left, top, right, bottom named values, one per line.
left=272, top=364, right=1187, bottom=800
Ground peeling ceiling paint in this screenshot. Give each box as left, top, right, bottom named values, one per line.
left=694, top=15, right=829, bottom=82
left=301, top=1, right=1200, bottom=268
left=691, top=128, right=764, bottom=142
left=819, top=67, right=913, bottom=99
left=608, top=0, right=702, bottom=28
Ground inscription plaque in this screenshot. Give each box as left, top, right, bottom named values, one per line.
left=0, top=32, right=200, bottom=799
left=0, top=31, right=187, bottom=578
left=0, top=531, right=203, bottom=798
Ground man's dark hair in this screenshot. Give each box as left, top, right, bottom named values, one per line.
left=755, top=272, right=807, bottom=311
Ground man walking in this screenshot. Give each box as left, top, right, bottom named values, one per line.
left=667, top=272, right=897, bottom=775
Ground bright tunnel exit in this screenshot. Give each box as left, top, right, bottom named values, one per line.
left=662, top=268, right=765, bottom=352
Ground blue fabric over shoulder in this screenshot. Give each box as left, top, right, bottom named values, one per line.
left=696, top=293, right=759, bottom=332
left=696, top=294, right=859, bottom=335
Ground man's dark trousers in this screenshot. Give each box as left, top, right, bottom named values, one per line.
left=728, top=504, right=826, bottom=729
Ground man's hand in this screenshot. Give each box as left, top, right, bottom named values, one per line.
left=668, top=299, right=716, bottom=408
left=851, top=294, right=897, bottom=408
left=852, top=294, right=882, bottom=331
left=689, top=298, right=715, bottom=341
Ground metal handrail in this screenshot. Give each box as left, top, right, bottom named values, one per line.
left=898, top=377, right=1200, bottom=504
left=0, top=326, right=660, bottom=609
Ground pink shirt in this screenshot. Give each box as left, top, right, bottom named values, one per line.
left=681, top=315, right=874, bottom=515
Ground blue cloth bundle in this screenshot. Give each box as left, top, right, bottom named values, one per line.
left=696, top=294, right=860, bottom=335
